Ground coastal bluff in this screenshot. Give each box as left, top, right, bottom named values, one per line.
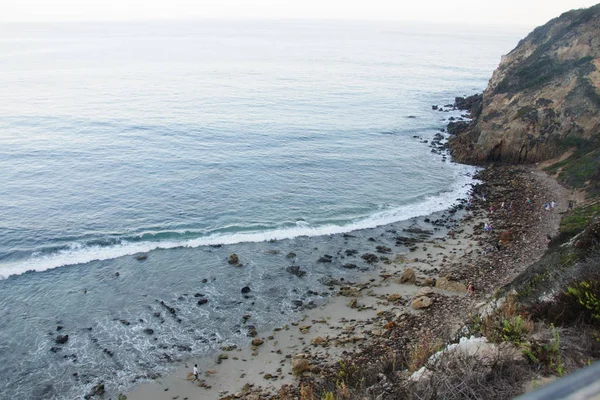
left=450, top=4, right=600, bottom=164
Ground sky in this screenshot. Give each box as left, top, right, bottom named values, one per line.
left=1, top=0, right=599, bottom=28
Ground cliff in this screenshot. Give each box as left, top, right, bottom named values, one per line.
left=450, top=4, right=600, bottom=164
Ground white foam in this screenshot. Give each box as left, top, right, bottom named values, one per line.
left=0, top=164, right=479, bottom=279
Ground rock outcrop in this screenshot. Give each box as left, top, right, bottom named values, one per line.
left=450, top=4, right=600, bottom=164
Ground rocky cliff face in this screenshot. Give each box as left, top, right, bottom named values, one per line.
left=450, top=4, right=600, bottom=164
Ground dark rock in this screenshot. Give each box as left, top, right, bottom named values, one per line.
left=319, top=276, right=341, bottom=286
left=361, top=253, right=379, bottom=264
left=56, top=325, right=63, bottom=331
left=115, top=272, right=120, bottom=277
left=286, top=252, right=297, bottom=259
left=201, top=278, right=208, bottom=283
left=345, top=249, right=358, bottom=256
left=291, top=300, right=303, bottom=308
left=135, top=254, right=148, bottom=261
left=85, top=383, right=105, bottom=399
left=119, top=319, right=131, bottom=326
left=143, top=328, right=154, bottom=335
left=50, top=346, right=61, bottom=353
left=286, top=265, right=306, bottom=277
left=317, top=254, right=333, bottom=263
left=447, top=121, right=469, bottom=135
left=241, top=286, right=251, bottom=294
left=247, top=325, right=258, bottom=337
left=197, top=298, right=209, bottom=305
left=56, top=335, right=69, bottom=344
left=228, top=253, right=240, bottom=265
left=342, top=233, right=356, bottom=238
left=403, top=227, right=433, bottom=235
left=376, top=246, right=392, bottom=254
left=103, top=348, right=113, bottom=357
left=174, top=344, right=192, bottom=352
left=341, top=263, right=358, bottom=269
left=159, top=301, right=176, bottom=314
left=193, top=293, right=204, bottom=297
left=454, top=93, right=482, bottom=116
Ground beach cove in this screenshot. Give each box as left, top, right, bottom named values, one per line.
left=125, top=162, right=570, bottom=400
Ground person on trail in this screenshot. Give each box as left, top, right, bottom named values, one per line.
left=551, top=200, right=556, bottom=209
left=466, top=283, right=475, bottom=296
left=546, top=234, right=551, bottom=246
left=193, top=364, right=199, bottom=380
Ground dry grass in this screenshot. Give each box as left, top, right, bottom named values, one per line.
left=408, top=331, right=444, bottom=373
left=410, top=350, right=530, bottom=400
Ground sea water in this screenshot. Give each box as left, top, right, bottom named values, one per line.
left=0, top=20, right=524, bottom=399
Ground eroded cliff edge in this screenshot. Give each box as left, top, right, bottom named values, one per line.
left=450, top=4, right=600, bottom=164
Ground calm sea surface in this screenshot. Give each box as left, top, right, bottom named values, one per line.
left=0, top=20, right=524, bottom=399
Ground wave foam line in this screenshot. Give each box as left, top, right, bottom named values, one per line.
left=0, top=165, right=479, bottom=279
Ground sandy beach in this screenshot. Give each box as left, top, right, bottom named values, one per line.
left=125, top=164, right=570, bottom=400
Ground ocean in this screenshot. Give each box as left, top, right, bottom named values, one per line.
left=0, top=20, right=524, bottom=399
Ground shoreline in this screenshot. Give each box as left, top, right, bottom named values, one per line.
left=126, top=163, right=570, bottom=400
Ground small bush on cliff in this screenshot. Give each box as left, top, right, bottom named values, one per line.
left=566, top=280, right=600, bottom=321
left=408, top=330, right=443, bottom=372
left=523, top=324, right=565, bottom=376
left=560, top=204, right=600, bottom=236
left=473, top=297, right=534, bottom=345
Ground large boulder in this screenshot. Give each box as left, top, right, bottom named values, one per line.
left=291, top=357, right=310, bottom=376
left=411, top=296, right=433, bottom=310
left=435, top=277, right=467, bottom=293
left=228, top=253, right=240, bottom=265
left=398, top=268, right=416, bottom=284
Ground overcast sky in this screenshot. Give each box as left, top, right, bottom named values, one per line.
left=2, top=0, right=598, bottom=28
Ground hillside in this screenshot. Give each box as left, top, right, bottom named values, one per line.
left=450, top=4, right=600, bottom=171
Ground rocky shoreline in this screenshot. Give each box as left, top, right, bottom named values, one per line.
left=124, top=162, right=569, bottom=400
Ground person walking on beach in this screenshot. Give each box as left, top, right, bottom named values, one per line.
left=193, top=364, right=199, bottom=380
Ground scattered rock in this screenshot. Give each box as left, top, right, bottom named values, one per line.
left=317, top=254, right=333, bottom=263
left=251, top=338, right=264, bottom=346
left=291, top=357, right=310, bottom=376
left=56, top=335, right=69, bottom=345
left=286, top=252, right=297, bottom=259
left=398, top=268, right=416, bottom=284
left=422, top=277, right=436, bottom=287
left=286, top=266, right=306, bottom=277
left=228, top=253, right=240, bottom=265
left=241, top=286, right=251, bottom=294
left=361, top=253, right=378, bottom=264
left=143, top=328, right=154, bottom=335
left=388, top=294, right=402, bottom=302
left=411, top=296, right=433, bottom=310
left=135, top=254, right=148, bottom=261
left=435, top=277, right=467, bottom=293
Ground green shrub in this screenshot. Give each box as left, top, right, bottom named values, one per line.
left=566, top=280, right=600, bottom=320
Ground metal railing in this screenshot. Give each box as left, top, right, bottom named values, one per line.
left=515, top=362, right=600, bottom=400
